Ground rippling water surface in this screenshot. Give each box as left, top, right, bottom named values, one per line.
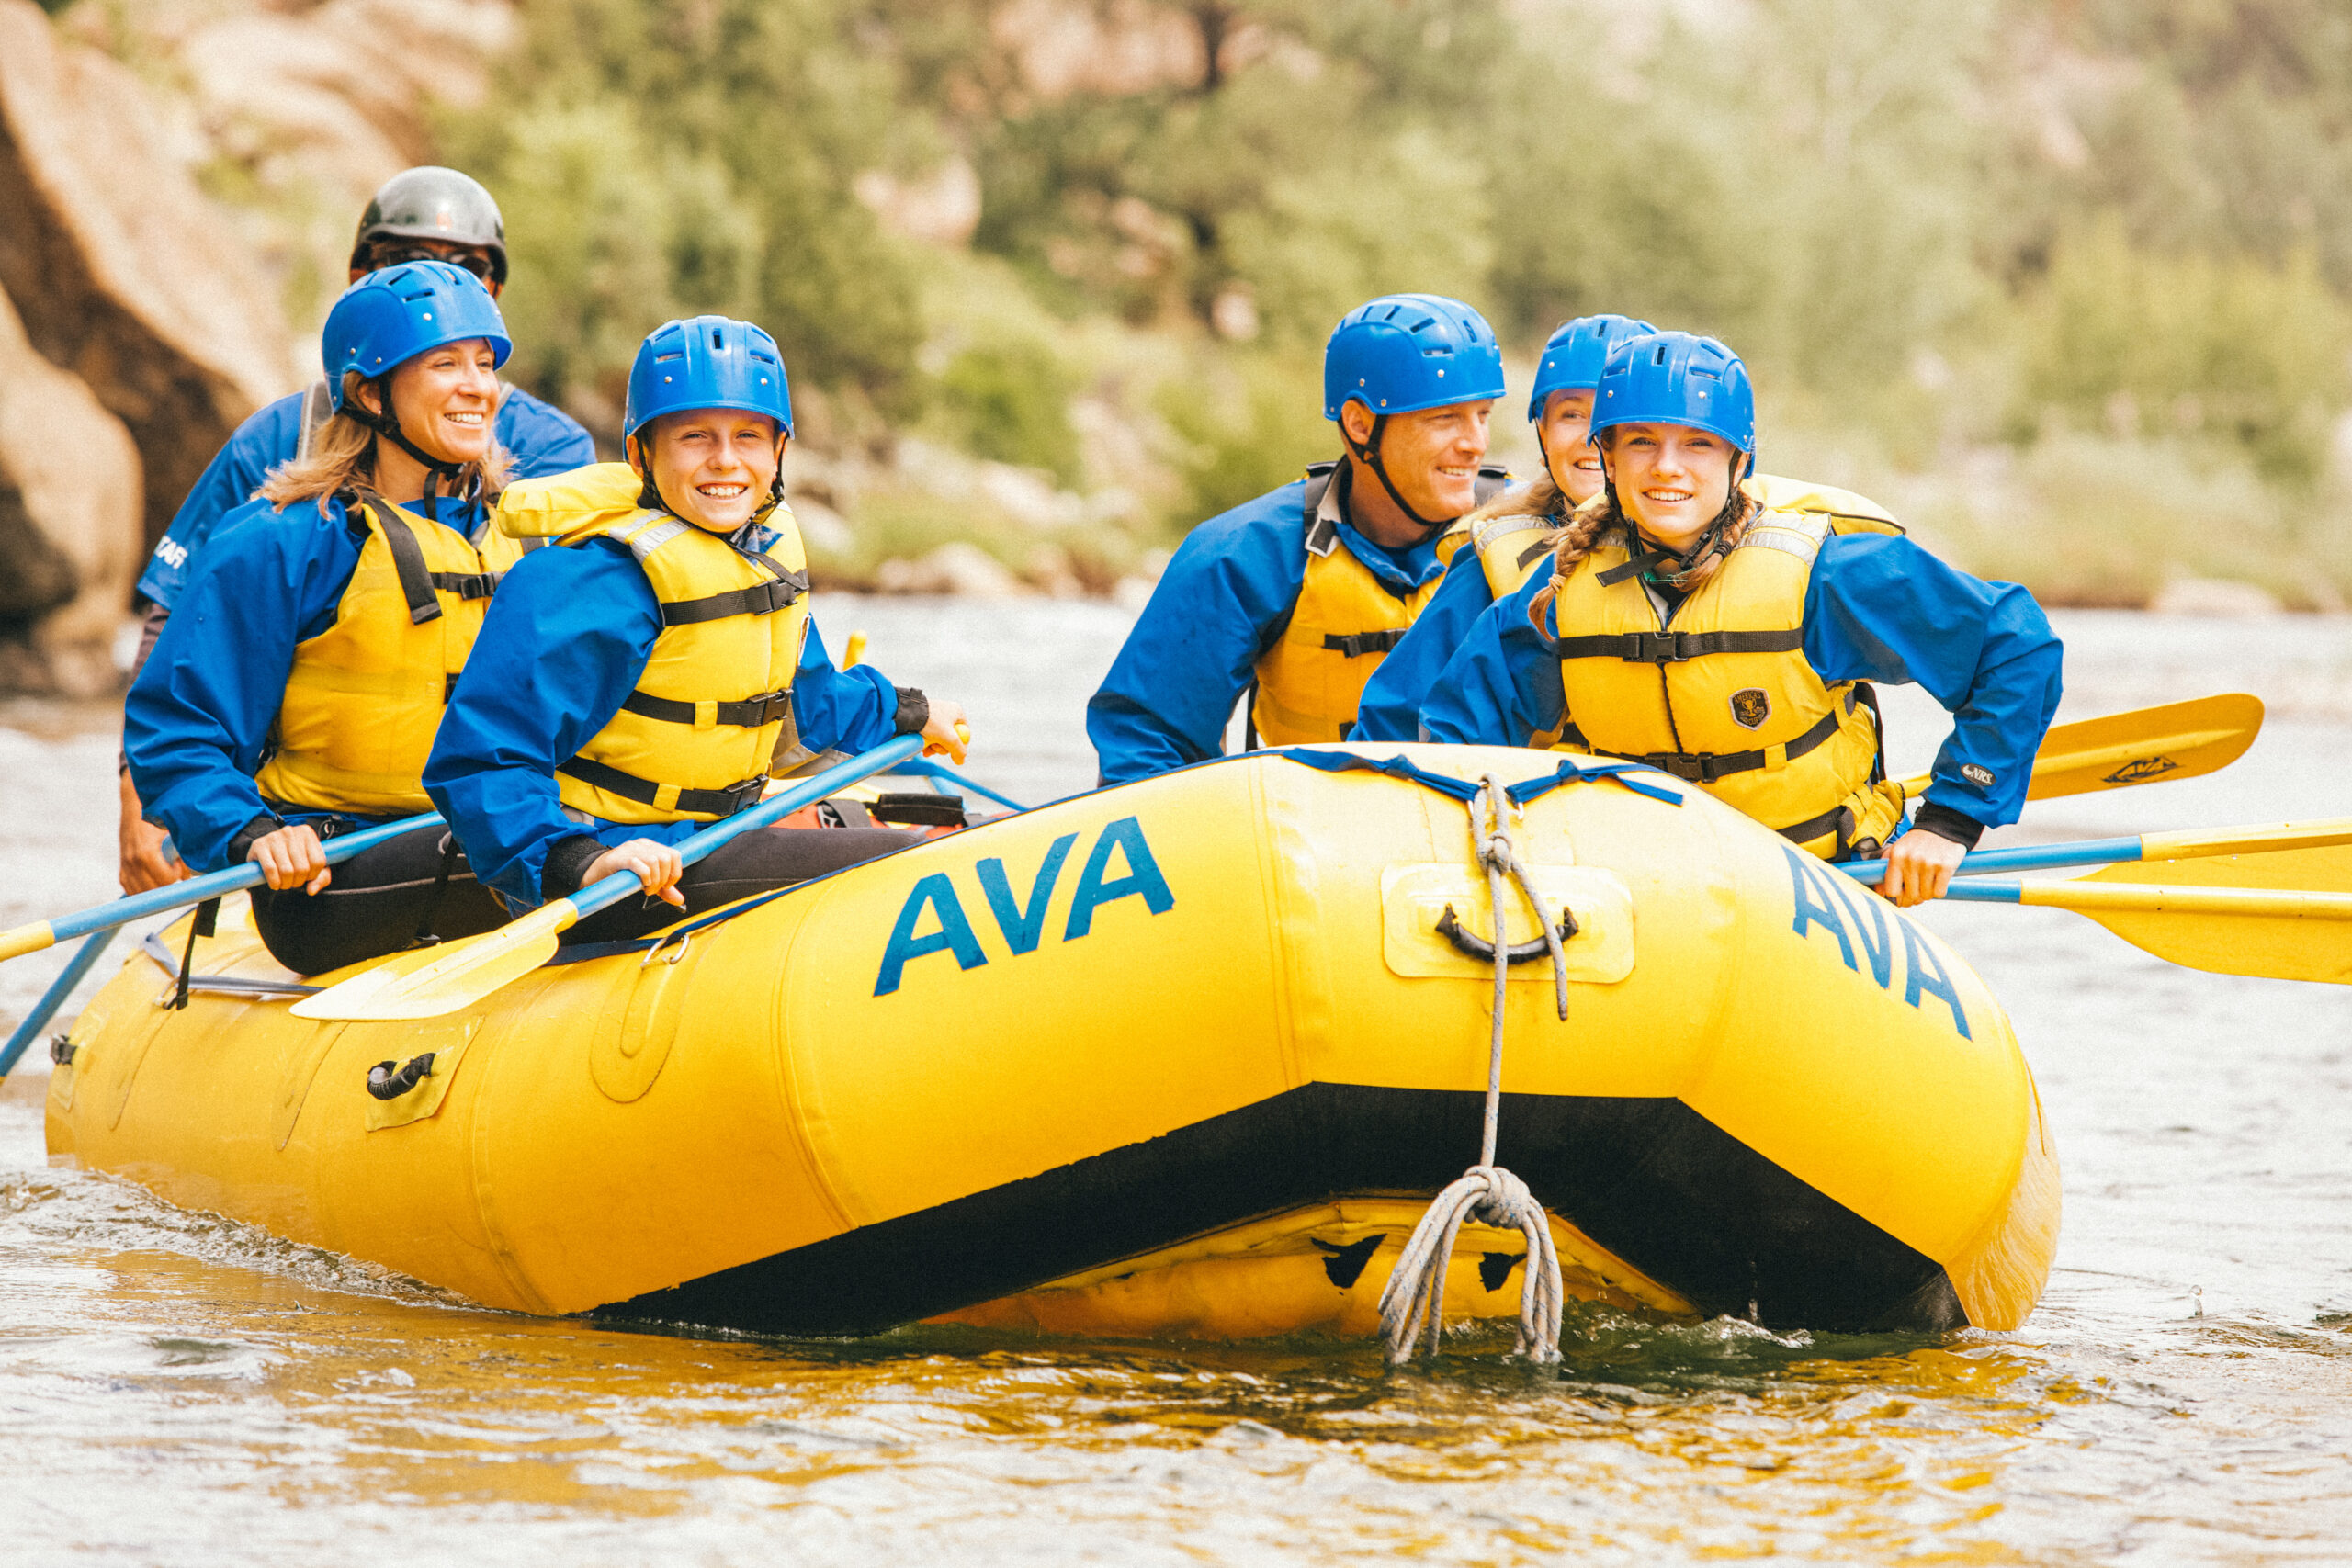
left=3, top=604, right=2349, bottom=1564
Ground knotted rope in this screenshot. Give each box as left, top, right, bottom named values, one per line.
left=1376, top=773, right=1570, bottom=1366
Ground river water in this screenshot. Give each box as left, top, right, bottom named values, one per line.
left=2, top=604, right=2348, bottom=1565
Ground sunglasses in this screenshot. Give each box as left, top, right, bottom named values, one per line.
left=370, top=244, right=495, bottom=281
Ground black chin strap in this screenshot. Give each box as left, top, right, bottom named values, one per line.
left=347, top=381, right=474, bottom=509
left=1341, top=412, right=1451, bottom=540
left=1597, top=453, right=1753, bottom=590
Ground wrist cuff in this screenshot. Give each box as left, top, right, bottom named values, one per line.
left=1912, top=802, right=1986, bottom=850
left=892, top=686, right=930, bottom=737
left=542, top=835, right=605, bottom=900
left=227, top=814, right=282, bottom=865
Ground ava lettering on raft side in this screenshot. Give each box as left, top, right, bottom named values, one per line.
left=876, top=816, right=1176, bottom=996
left=1784, top=845, right=1972, bottom=1038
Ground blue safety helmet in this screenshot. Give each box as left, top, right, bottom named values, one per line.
left=1322, top=294, right=1506, bottom=420
left=1589, top=331, right=1756, bottom=475
left=624, top=315, right=794, bottom=441
left=322, top=261, right=511, bottom=412
left=1526, top=314, right=1657, bottom=422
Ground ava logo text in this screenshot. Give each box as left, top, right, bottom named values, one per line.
left=876, top=815, right=1173, bottom=996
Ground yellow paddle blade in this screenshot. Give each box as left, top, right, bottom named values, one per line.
left=288, top=899, right=578, bottom=1021
left=2140, top=817, right=2352, bottom=863
left=1895, top=692, right=2263, bottom=801
left=2054, top=844, right=2352, bottom=985
left=0, top=921, right=56, bottom=964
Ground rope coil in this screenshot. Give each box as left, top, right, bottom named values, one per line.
left=1377, top=773, right=1571, bottom=1366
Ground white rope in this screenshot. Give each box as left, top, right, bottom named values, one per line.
left=1376, top=774, right=1569, bottom=1365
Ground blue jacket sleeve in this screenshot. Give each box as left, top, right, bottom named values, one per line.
left=496, top=387, right=599, bottom=478
left=124, top=499, right=358, bottom=871
left=1351, top=548, right=1496, bottom=742
left=1419, top=571, right=1567, bottom=747
left=1085, top=486, right=1308, bottom=784
left=1802, top=533, right=2063, bottom=829
left=137, top=394, right=304, bottom=610
left=790, top=616, right=903, bottom=757
left=424, top=542, right=661, bottom=908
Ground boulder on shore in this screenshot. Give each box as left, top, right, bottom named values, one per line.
left=0, top=284, right=144, bottom=698
left=0, top=0, right=298, bottom=558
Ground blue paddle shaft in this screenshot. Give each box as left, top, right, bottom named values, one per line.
left=0, top=928, right=120, bottom=1078
left=882, top=757, right=1026, bottom=812
left=569, top=733, right=928, bottom=921
left=46, top=813, right=447, bottom=946
left=1839, top=833, right=2143, bottom=886
left=1935, top=882, right=2027, bottom=904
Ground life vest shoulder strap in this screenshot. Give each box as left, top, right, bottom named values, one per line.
left=1302, top=462, right=1512, bottom=558
left=347, top=490, right=496, bottom=626
left=295, top=378, right=334, bottom=462
left=595, top=513, right=812, bottom=626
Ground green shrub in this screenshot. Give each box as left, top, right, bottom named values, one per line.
left=934, top=339, right=1080, bottom=482
left=2015, top=218, right=2352, bottom=485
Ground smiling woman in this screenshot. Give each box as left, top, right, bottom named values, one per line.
left=121, top=262, right=527, bottom=978
left=1421, top=330, right=2067, bottom=906
left=422, top=315, right=970, bottom=947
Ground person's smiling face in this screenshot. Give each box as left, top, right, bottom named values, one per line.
left=379, top=339, right=500, bottom=466
left=1599, top=423, right=1736, bottom=552
left=1538, top=389, right=1602, bottom=505
left=644, top=409, right=787, bottom=533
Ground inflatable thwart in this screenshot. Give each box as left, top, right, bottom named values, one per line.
left=44, top=745, right=2057, bottom=1342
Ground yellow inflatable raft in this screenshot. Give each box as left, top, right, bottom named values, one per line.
left=44, top=745, right=2057, bottom=1340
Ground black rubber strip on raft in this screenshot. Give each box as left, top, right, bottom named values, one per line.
left=595, top=1085, right=1966, bottom=1338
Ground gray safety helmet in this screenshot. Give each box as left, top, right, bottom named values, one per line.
left=349, top=166, right=509, bottom=287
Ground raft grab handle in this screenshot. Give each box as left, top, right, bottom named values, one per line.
left=367, top=1054, right=436, bottom=1100
left=1434, top=902, right=1578, bottom=964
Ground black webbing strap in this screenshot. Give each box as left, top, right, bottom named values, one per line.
left=617, top=686, right=794, bottom=729
left=357, top=492, right=446, bottom=626
left=1598, top=704, right=1843, bottom=785
left=658, top=570, right=808, bottom=626
left=1322, top=629, right=1408, bottom=658
left=1555, top=628, right=1804, bottom=663
left=1777, top=802, right=1855, bottom=852
left=1516, top=536, right=1557, bottom=571
left=556, top=755, right=764, bottom=818
left=428, top=570, right=500, bottom=600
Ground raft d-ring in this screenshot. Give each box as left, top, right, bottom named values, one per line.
left=641, top=930, right=693, bottom=967
left=1434, top=903, right=1578, bottom=965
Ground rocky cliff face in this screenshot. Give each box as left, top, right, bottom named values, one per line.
left=0, top=0, right=305, bottom=693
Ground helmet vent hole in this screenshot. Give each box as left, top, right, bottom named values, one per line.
left=712, top=330, right=724, bottom=351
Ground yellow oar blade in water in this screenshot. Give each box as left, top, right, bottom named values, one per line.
left=290, top=899, right=576, bottom=1021
left=1895, top=692, right=2262, bottom=801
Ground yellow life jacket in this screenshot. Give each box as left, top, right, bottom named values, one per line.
left=1249, top=462, right=1504, bottom=746
left=497, top=465, right=814, bottom=824
left=253, top=491, right=501, bottom=815
left=1547, top=479, right=1907, bottom=859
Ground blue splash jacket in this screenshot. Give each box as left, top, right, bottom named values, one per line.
left=124, top=493, right=488, bottom=872
left=1419, top=532, right=2064, bottom=832
left=422, top=531, right=903, bottom=909
left=138, top=386, right=594, bottom=609
left=1086, top=479, right=1445, bottom=785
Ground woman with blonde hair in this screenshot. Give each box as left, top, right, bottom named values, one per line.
left=125, top=261, right=520, bottom=973
left=1351, top=312, right=1653, bottom=741
left=1420, top=331, right=2064, bottom=907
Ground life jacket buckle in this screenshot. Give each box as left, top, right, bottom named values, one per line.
left=1625, top=631, right=1692, bottom=663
